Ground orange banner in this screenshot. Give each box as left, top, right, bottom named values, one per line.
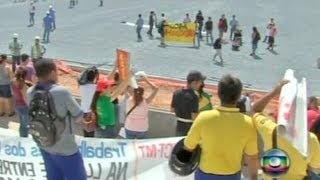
left=117, top=49, right=130, bottom=81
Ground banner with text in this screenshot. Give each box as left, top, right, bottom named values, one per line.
left=0, top=128, right=194, bottom=180
left=164, top=23, right=197, bottom=45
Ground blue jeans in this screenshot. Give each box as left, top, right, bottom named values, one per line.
left=43, top=28, right=50, bottom=43
left=95, top=125, right=117, bottom=138
left=195, top=169, right=241, bottom=180
left=136, top=27, right=142, bottom=40
left=15, top=106, right=29, bottom=137
left=206, top=30, right=213, bottom=44
left=12, top=55, right=20, bottom=72
left=40, top=150, right=86, bottom=180
left=125, top=129, right=147, bottom=139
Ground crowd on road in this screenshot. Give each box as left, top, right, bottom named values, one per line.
left=134, top=10, right=278, bottom=64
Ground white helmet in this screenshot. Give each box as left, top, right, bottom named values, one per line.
left=35, top=36, right=40, bottom=40
left=13, top=33, right=19, bottom=38
left=49, top=5, right=53, bottom=9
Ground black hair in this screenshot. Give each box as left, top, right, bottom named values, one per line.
left=114, top=72, right=120, bottom=83
left=86, top=70, right=96, bottom=82
left=198, top=82, right=205, bottom=99
left=34, top=59, right=56, bottom=78
left=310, top=116, right=320, bottom=142
left=218, top=74, right=243, bottom=105
left=0, top=54, right=7, bottom=63
left=138, top=14, right=142, bottom=17
left=21, top=54, right=29, bottom=62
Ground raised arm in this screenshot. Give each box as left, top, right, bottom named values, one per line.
left=143, top=77, right=159, bottom=104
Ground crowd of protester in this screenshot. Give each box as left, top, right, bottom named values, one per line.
left=0, top=56, right=320, bottom=179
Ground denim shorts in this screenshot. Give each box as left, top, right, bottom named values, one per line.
left=252, top=43, right=258, bottom=50
left=0, top=84, right=12, bottom=98
left=125, top=129, right=147, bottom=139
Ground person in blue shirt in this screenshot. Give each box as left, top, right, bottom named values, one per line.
left=43, top=11, right=53, bottom=43
left=135, top=14, right=144, bottom=42
left=49, top=5, right=56, bottom=30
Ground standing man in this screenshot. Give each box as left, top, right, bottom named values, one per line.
left=218, top=14, right=228, bottom=39
left=184, top=74, right=259, bottom=180
left=29, top=2, right=36, bottom=26
left=147, top=11, right=155, bottom=38
left=43, top=11, right=53, bottom=43
left=69, top=0, right=75, bottom=8
left=171, top=71, right=205, bottom=136
left=31, top=36, right=46, bottom=64
left=205, top=17, right=214, bottom=44
left=183, top=13, right=191, bottom=24
left=135, top=14, right=144, bottom=42
left=27, top=59, right=87, bottom=180
left=195, top=10, right=204, bottom=39
left=251, top=27, right=261, bottom=56
left=9, top=33, right=23, bottom=72
left=49, top=5, right=56, bottom=30
left=229, top=15, right=239, bottom=40
left=263, top=18, right=275, bottom=43
left=267, top=23, right=277, bottom=50
left=99, top=0, right=103, bottom=7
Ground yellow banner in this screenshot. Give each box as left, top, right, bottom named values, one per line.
left=164, top=23, right=197, bottom=45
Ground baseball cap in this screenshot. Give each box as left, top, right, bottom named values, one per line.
left=35, top=36, right=40, bottom=40
left=187, top=70, right=206, bottom=83
left=13, top=33, right=18, bottom=38
left=46, top=11, right=50, bottom=14
left=97, top=80, right=115, bottom=92
left=49, top=5, right=53, bottom=9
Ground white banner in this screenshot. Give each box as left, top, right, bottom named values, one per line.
left=0, top=128, right=193, bottom=180
left=277, top=69, right=309, bottom=157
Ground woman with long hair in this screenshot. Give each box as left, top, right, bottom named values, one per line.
left=125, top=76, right=158, bottom=139
left=11, top=67, right=29, bottom=137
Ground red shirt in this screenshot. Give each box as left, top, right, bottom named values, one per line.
left=308, top=108, right=319, bottom=130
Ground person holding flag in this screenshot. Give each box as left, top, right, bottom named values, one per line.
left=252, top=80, right=320, bottom=180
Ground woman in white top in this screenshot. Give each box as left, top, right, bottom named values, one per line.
left=125, top=77, right=158, bottom=139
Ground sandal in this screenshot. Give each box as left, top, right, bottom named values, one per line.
left=8, top=112, right=15, bottom=117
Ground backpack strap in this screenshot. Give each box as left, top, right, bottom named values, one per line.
left=272, top=126, right=277, bottom=148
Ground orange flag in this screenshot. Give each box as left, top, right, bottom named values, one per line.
left=116, top=49, right=130, bottom=81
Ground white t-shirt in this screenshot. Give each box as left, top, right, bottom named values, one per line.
left=79, top=84, right=97, bottom=113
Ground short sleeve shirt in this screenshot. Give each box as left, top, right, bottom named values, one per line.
left=171, top=88, right=199, bottom=119
left=184, top=106, right=258, bottom=174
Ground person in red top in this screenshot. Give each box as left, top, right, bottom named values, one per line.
left=308, top=96, right=319, bottom=130
left=218, top=14, right=228, bottom=39
left=11, top=67, right=29, bottom=137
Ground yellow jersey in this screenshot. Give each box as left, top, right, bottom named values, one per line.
left=253, top=113, right=320, bottom=180
left=184, top=106, right=258, bottom=174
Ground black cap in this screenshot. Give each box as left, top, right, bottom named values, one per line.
left=187, top=70, right=206, bottom=83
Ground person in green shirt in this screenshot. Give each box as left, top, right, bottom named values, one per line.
left=196, top=82, right=213, bottom=112
left=9, top=33, right=23, bottom=72
left=91, top=75, right=132, bottom=138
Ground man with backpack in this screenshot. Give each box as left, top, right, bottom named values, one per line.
left=27, top=59, right=86, bottom=180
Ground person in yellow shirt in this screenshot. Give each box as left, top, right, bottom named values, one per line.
left=252, top=80, right=320, bottom=180
left=184, top=74, right=259, bottom=180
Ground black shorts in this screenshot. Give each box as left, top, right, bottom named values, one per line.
left=268, top=36, right=275, bottom=44
left=175, top=121, right=193, bottom=136
left=0, top=84, right=12, bottom=98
